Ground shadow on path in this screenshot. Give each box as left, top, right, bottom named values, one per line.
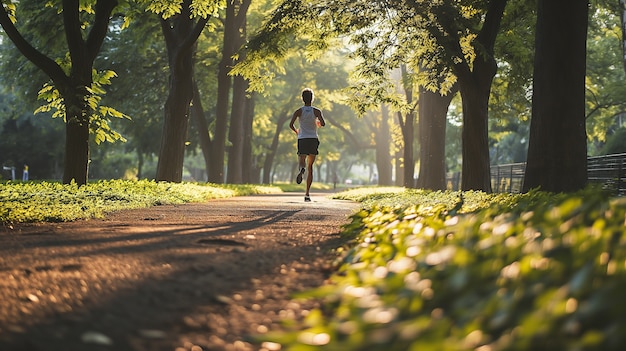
left=0, top=193, right=358, bottom=351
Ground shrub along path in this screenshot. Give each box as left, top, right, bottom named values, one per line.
left=0, top=192, right=358, bottom=351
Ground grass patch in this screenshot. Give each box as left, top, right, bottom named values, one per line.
left=265, top=187, right=626, bottom=350
left=0, top=180, right=281, bottom=223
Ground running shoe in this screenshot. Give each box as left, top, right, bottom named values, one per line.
left=296, top=168, right=305, bottom=184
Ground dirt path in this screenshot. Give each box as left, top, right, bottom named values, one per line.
left=0, top=193, right=358, bottom=351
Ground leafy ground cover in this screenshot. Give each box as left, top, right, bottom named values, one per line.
left=0, top=180, right=281, bottom=223
left=264, top=186, right=626, bottom=351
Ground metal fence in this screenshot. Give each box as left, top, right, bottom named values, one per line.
left=491, top=163, right=526, bottom=193
left=446, top=153, right=626, bottom=194
left=587, top=153, right=626, bottom=195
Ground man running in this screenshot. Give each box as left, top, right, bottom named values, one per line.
left=289, top=88, right=326, bottom=202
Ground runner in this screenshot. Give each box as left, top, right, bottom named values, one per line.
left=289, top=88, right=326, bottom=202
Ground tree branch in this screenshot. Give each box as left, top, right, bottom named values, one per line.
left=62, top=0, right=84, bottom=63
left=324, top=115, right=373, bottom=149
left=85, top=0, right=119, bottom=64
left=0, top=1, right=67, bottom=84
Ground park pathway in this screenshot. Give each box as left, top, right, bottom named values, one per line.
left=0, top=192, right=358, bottom=351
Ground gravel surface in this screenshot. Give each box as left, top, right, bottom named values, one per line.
left=0, top=192, right=358, bottom=351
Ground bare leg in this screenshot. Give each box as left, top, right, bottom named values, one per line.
left=298, top=155, right=306, bottom=170
left=305, top=154, right=316, bottom=196
left=296, top=154, right=306, bottom=184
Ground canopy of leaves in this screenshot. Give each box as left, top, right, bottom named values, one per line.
left=138, top=0, right=225, bottom=19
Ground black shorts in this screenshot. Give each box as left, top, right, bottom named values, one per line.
left=297, top=138, right=320, bottom=155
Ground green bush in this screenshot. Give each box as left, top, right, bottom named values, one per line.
left=266, top=188, right=626, bottom=351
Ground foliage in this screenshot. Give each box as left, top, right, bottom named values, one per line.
left=0, top=180, right=281, bottom=223
left=138, top=0, right=224, bottom=19
left=332, top=187, right=524, bottom=214
left=98, top=10, right=167, bottom=174
left=35, top=64, right=130, bottom=144
left=264, top=187, right=626, bottom=350
left=599, top=128, right=626, bottom=154
left=585, top=3, right=626, bottom=153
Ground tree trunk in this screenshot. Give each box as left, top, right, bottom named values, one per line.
left=458, top=76, right=492, bottom=192
left=523, top=0, right=588, bottom=192
left=242, top=92, right=255, bottom=183
left=210, top=0, right=250, bottom=183
left=137, top=150, right=144, bottom=179
left=156, top=2, right=208, bottom=182
left=398, top=65, right=416, bottom=188
left=191, top=79, right=212, bottom=181
left=225, top=0, right=250, bottom=184
left=63, top=104, right=90, bottom=185
left=397, top=110, right=415, bottom=188
left=156, top=60, right=194, bottom=182
left=450, top=0, right=507, bottom=192
left=262, top=112, right=290, bottom=184
left=227, top=75, right=248, bottom=183
left=395, top=144, right=404, bottom=186
left=416, top=87, right=456, bottom=190
left=375, top=106, right=393, bottom=186
left=209, top=43, right=231, bottom=184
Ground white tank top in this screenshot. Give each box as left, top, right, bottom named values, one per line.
left=297, top=106, right=319, bottom=139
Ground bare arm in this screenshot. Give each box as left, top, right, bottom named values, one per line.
left=315, top=108, right=326, bottom=127
left=289, top=108, right=301, bottom=134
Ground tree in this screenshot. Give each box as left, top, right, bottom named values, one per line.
left=416, top=86, right=457, bottom=190
left=424, top=0, right=508, bottom=192
left=522, top=0, right=589, bottom=193
left=150, top=0, right=221, bottom=182
left=369, top=106, right=393, bottom=186
left=206, top=0, right=247, bottom=183
left=0, top=0, right=121, bottom=185
left=397, top=65, right=418, bottom=188
left=225, top=0, right=252, bottom=184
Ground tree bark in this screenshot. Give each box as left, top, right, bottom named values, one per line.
left=394, top=139, right=404, bottom=186
left=416, top=86, right=456, bottom=190
left=242, top=92, right=256, bottom=183
left=156, top=55, right=194, bottom=182
left=374, top=107, right=393, bottom=186
left=156, top=0, right=208, bottom=182
left=398, top=65, right=416, bottom=188
left=262, top=110, right=290, bottom=184
left=210, top=0, right=250, bottom=183
left=396, top=109, right=416, bottom=188
left=209, top=39, right=231, bottom=183
left=226, top=0, right=251, bottom=184
left=191, top=79, right=212, bottom=181
left=227, top=75, right=248, bottom=183
left=458, top=74, right=492, bottom=192
left=523, top=0, right=588, bottom=192
left=63, top=103, right=89, bottom=185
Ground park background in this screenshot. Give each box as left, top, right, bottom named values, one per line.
left=0, top=0, right=619, bottom=194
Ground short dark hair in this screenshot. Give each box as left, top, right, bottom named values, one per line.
left=302, top=88, right=314, bottom=104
